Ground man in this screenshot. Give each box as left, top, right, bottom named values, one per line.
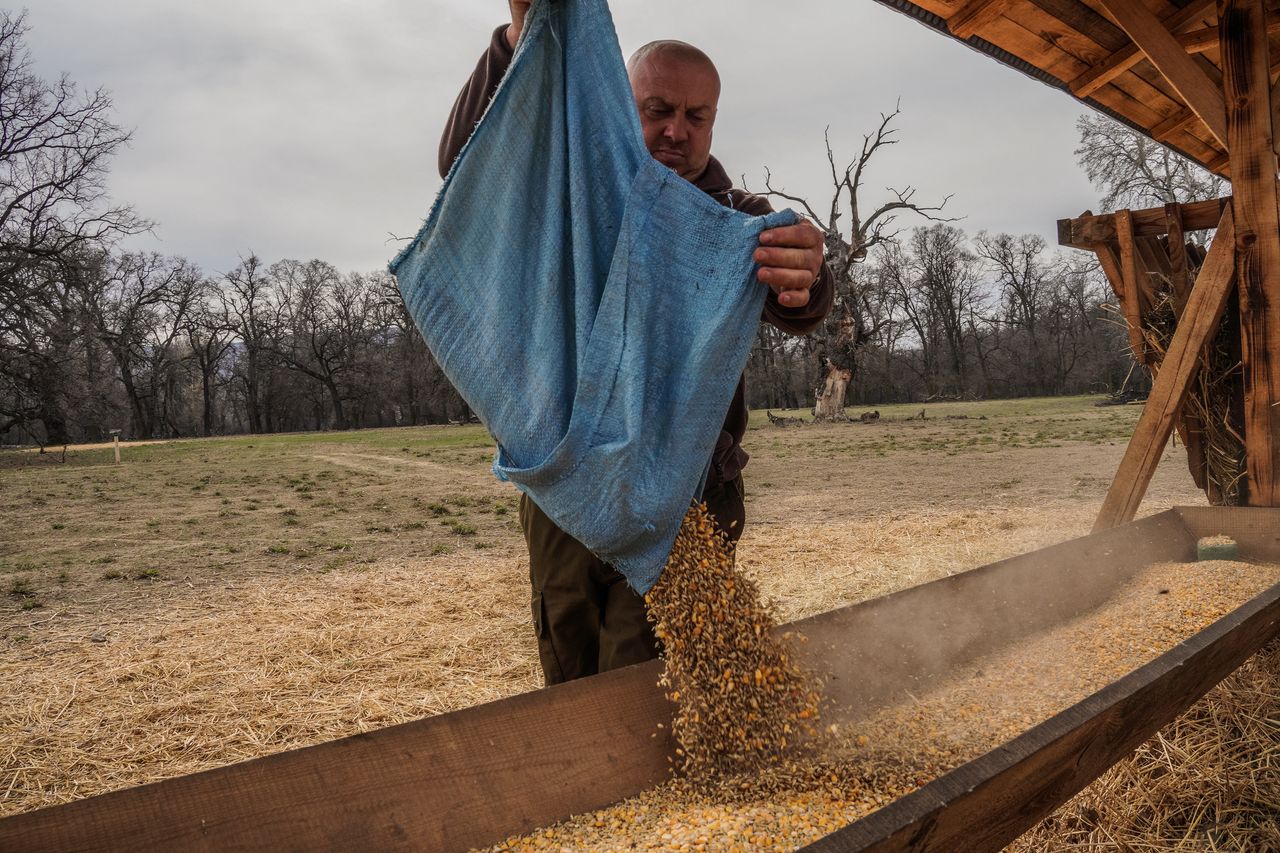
left=439, top=2, right=833, bottom=685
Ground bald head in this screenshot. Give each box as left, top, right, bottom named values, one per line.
left=626, top=41, right=720, bottom=181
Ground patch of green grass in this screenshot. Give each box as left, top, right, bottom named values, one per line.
left=446, top=521, right=477, bottom=536
left=134, top=569, right=160, bottom=580
left=7, top=577, right=34, bottom=598
left=101, top=570, right=124, bottom=581
left=429, top=543, right=452, bottom=556
left=20, top=599, right=42, bottom=611
left=266, top=544, right=290, bottom=555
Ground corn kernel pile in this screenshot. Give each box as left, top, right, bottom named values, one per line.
left=485, top=557, right=1278, bottom=852
left=642, top=503, right=824, bottom=784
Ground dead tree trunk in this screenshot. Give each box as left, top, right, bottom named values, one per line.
left=757, top=106, right=954, bottom=422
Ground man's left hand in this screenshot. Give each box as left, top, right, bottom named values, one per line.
left=754, top=220, right=824, bottom=308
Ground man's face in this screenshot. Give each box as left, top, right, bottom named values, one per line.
left=628, top=54, right=719, bottom=182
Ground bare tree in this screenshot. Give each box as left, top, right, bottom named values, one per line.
left=184, top=281, right=237, bottom=436
left=220, top=255, right=278, bottom=434
left=0, top=11, right=147, bottom=313
left=755, top=106, right=955, bottom=419
left=1075, top=114, right=1225, bottom=213
left=87, top=253, right=200, bottom=438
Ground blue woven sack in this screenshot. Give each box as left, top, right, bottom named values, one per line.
left=390, top=0, right=794, bottom=593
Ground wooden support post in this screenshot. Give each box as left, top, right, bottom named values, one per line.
left=1222, top=0, right=1280, bottom=506
left=1166, top=202, right=1191, bottom=311
left=1114, top=210, right=1151, bottom=363
left=1094, top=209, right=1237, bottom=532
left=113, top=435, right=120, bottom=465
left=1096, top=0, right=1230, bottom=147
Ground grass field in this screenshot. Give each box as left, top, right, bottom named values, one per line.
left=0, top=394, right=1210, bottom=815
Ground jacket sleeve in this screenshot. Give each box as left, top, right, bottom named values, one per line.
left=730, top=191, right=835, bottom=336
left=438, top=25, right=516, bottom=179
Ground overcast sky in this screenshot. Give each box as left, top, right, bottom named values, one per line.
left=24, top=0, right=1102, bottom=277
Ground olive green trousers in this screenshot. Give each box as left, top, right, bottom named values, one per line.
left=518, top=477, right=745, bottom=685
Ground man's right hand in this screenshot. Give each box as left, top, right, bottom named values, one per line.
left=506, top=1, right=533, bottom=49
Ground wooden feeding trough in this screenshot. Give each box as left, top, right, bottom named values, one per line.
left=1, top=507, right=1277, bottom=851
left=4, top=1, right=1279, bottom=851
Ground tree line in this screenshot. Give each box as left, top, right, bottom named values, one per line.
left=745, top=223, right=1131, bottom=412
left=2, top=11, right=1220, bottom=445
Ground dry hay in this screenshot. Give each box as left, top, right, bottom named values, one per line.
left=0, top=556, right=540, bottom=815
left=1140, top=288, right=1246, bottom=504
left=743, top=502, right=1099, bottom=623
left=1014, top=640, right=1280, bottom=852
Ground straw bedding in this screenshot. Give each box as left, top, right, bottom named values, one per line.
left=0, top=556, right=540, bottom=814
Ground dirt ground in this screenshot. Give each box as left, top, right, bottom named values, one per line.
left=0, top=396, right=1210, bottom=817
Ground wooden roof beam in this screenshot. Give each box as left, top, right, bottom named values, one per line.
left=1178, top=17, right=1280, bottom=53
left=946, top=0, right=1017, bottom=41
left=1070, top=0, right=1216, bottom=100
left=1058, top=197, right=1233, bottom=249
left=1096, top=0, right=1229, bottom=148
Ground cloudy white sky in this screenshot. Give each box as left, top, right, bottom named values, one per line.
left=24, top=0, right=1102, bottom=277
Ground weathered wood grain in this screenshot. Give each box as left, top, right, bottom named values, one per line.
left=1223, top=0, right=1280, bottom=507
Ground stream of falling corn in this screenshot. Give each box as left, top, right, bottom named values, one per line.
left=483, top=510, right=1278, bottom=852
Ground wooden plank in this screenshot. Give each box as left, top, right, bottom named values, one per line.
left=1070, top=0, right=1216, bottom=98
left=1114, top=209, right=1152, bottom=363
left=792, top=511, right=1196, bottom=716
left=1178, top=18, right=1280, bottom=53
left=0, top=661, right=677, bottom=853
left=946, top=0, right=1017, bottom=40
left=1095, top=0, right=1230, bottom=147
left=1092, top=242, right=1126, bottom=305
left=1094, top=208, right=1237, bottom=532
left=1176, top=505, right=1280, bottom=558
left=1165, top=203, right=1191, bottom=311
left=0, top=509, right=1200, bottom=853
left=1223, top=0, right=1280, bottom=507
left=802, top=575, right=1280, bottom=852
left=1058, top=196, right=1233, bottom=248
left=1151, top=107, right=1199, bottom=142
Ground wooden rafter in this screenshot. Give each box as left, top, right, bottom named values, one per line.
left=1222, top=0, right=1280, bottom=506
left=1178, top=18, right=1280, bottom=53
left=1096, top=0, right=1229, bottom=147
left=1070, top=0, right=1216, bottom=99
left=1094, top=209, right=1237, bottom=531
left=946, top=0, right=1016, bottom=40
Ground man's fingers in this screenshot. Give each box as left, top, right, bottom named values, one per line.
left=754, top=246, right=820, bottom=275
left=759, top=222, right=823, bottom=248
left=758, top=266, right=817, bottom=290
left=776, top=288, right=811, bottom=308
